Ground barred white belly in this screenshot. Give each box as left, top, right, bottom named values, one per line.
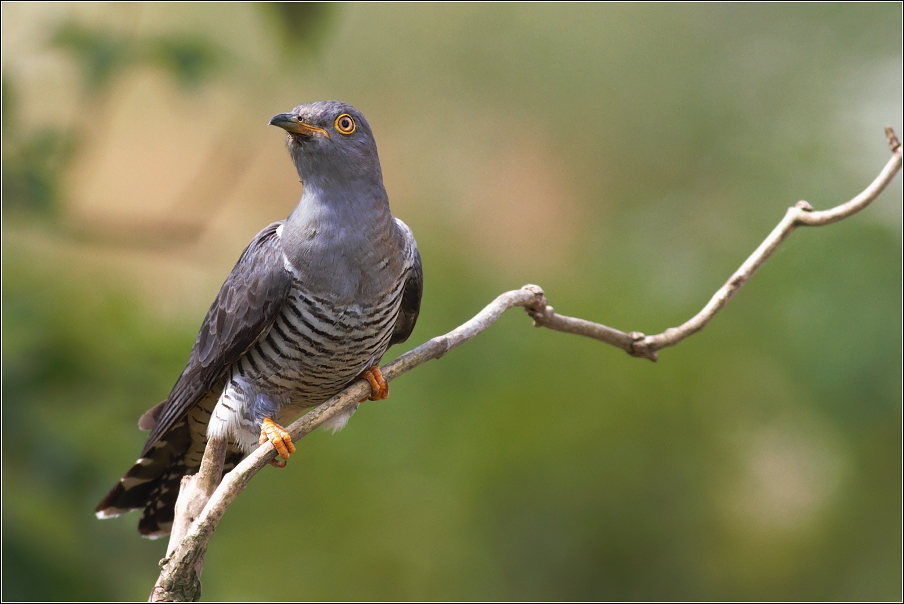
left=207, top=278, right=404, bottom=451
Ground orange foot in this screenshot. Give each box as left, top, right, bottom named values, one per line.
left=259, top=417, right=296, bottom=468
left=359, top=366, right=389, bottom=402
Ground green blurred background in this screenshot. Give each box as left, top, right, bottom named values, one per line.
left=2, top=3, right=901, bottom=600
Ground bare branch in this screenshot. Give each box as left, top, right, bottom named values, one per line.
left=150, top=438, right=227, bottom=601
left=530, top=128, right=903, bottom=361
left=151, top=129, right=902, bottom=600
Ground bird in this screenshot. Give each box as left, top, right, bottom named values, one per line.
left=95, top=101, right=423, bottom=538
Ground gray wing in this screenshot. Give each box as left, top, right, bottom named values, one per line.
left=389, top=222, right=423, bottom=346
left=143, top=221, right=292, bottom=452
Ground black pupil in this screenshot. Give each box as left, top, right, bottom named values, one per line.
left=340, top=118, right=351, bottom=130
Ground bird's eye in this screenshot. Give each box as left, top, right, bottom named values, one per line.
left=334, top=114, right=356, bottom=135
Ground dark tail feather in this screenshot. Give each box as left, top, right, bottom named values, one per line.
left=95, top=420, right=244, bottom=538
left=138, top=462, right=189, bottom=538
left=94, top=465, right=186, bottom=539
left=95, top=421, right=192, bottom=538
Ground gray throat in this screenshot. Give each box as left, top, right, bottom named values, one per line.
left=280, top=178, right=396, bottom=301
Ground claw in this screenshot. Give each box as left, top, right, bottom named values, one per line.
left=359, top=366, right=388, bottom=402
left=259, top=418, right=296, bottom=468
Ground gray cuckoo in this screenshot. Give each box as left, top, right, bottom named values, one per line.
left=95, top=101, right=423, bottom=538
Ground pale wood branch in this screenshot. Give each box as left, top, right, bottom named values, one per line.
left=529, top=126, right=902, bottom=361
left=149, top=438, right=227, bottom=601
left=150, top=128, right=902, bottom=601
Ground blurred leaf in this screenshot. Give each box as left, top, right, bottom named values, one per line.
left=140, top=34, right=223, bottom=89
left=1, top=130, right=76, bottom=216
left=258, top=2, right=337, bottom=60
left=22, top=23, right=224, bottom=217
left=2, top=74, right=18, bottom=139
left=1, top=75, right=76, bottom=216
left=1, top=247, right=195, bottom=600
left=52, top=21, right=225, bottom=95
left=51, top=21, right=133, bottom=94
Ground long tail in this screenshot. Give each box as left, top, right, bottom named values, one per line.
left=95, top=421, right=242, bottom=538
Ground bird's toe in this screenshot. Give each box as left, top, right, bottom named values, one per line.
left=259, top=417, right=296, bottom=467
left=359, top=366, right=389, bottom=402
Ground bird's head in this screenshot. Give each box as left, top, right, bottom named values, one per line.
left=269, top=101, right=382, bottom=186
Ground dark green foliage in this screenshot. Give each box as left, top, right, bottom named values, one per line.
left=2, top=21, right=225, bottom=219
left=51, top=22, right=133, bottom=94
left=258, top=2, right=337, bottom=59
left=1, top=125, right=75, bottom=216
left=52, top=21, right=224, bottom=95
left=140, top=34, right=223, bottom=90
left=1, top=77, right=76, bottom=217
left=1, top=253, right=196, bottom=601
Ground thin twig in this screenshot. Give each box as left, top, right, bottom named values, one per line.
left=151, top=128, right=902, bottom=601
left=530, top=127, right=903, bottom=361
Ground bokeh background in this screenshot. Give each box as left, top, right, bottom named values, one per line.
left=2, top=3, right=901, bottom=601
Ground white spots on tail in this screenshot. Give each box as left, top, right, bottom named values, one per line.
left=95, top=506, right=135, bottom=519
left=120, top=475, right=153, bottom=490
left=142, top=523, right=172, bottom=540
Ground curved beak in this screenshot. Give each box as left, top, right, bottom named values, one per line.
left=269, top=113, right=330, bottom=138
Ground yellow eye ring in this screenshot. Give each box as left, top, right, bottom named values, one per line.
left=334, top=114, right=356, bottom=135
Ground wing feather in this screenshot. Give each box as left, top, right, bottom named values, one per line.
left=143, top=221, right=292, bottom=453
left=390, top=221, right=423, bottom=346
